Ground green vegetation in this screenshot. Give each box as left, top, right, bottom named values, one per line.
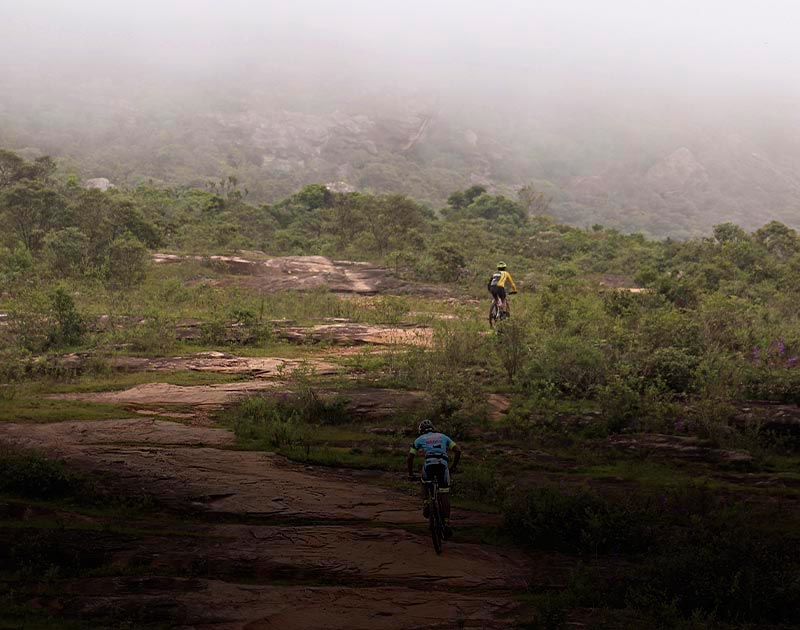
left=4, top=146, right=800, bottom=626
left=0, top=451, right=82, bottom=498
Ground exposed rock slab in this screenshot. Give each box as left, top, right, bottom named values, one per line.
left=31, top=578, right=521, bottom=629
left=0, top=418, right=234, bottom=448
left=278, top=322, right=432, bottom=346
left=0, top=420, right=480, bottom=526
left=607, top=433, right=753, bottom=466
left=48, top=381, right=280, bottom=407
left=51, top=385, right=432, bottom=420
left=111, top=352, right=340, bottom=377
left=152, top=253, right=444, bottom=295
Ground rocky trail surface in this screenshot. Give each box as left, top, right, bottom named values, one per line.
left=0, top=417, right=540, bottom=628
left=2, top=307, right=531, bottom=629
left=153, top=253, right=447, bottom=296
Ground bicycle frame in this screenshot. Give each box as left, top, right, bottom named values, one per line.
left=489, top=295, right=510, bottom=327
left=421, top=477, right=445, bottom=554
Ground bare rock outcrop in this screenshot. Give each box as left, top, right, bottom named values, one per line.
left=84, top=177, right=114, bottom=191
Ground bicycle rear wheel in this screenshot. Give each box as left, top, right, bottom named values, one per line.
left=489, top=303, right=500, bottom=327
left=429, top=484, right=444, bottom=554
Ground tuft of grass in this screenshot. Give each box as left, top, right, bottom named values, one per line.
left=0, top=398, right=134, bottom=424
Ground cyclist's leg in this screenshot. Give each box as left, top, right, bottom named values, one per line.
left=490, top=286, right=503, bottom=310
left=496, top=286, right=507, bottom=315
left=440, top=465, right=451, bottom=519
left=436, top=465, right=453, bottom=538
left=420, top=465, right=430, bottom=517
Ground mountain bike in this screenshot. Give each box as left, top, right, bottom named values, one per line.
left=410, top=474, right=447, bottom=554
left=489, top=291, right=515, bottom=327
left=421, top=475, right=446, bottom=554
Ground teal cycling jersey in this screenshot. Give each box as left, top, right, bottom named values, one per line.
left=410, top=432, right=457, bottom=467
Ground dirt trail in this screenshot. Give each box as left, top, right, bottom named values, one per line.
left=0, top=418, right=536, bottom=627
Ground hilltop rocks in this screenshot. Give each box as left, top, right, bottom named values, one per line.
left=84, top=177, right=114, bottom=191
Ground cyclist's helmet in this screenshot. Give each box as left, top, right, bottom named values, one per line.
left=497, top=262, right=507, bottom=270
left=418, top=419, right=435, bottom=435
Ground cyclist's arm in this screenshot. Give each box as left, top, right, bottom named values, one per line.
left=507, top=273, right=518, bottom=293
left=406, top=448, right=416, bottom=477
left=449, top=443, right=462, bottom=472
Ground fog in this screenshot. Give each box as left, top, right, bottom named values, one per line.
left=2, top=0, right=799, bottom=233
left=3, top=1, right=799, bottom=97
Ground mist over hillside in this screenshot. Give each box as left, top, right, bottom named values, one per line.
left=2, top=0, right=799, bottom=238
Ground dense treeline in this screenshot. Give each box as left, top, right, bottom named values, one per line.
left=3, top=145, right=800, bottom=407
left=3, top=146, right=800, bottom=292
left=3, top=148, right=800, bottom=626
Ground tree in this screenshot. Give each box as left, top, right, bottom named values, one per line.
left=363, top=194, right=426, bottom=256
left=517, top=184, right=552, bottom=216
left=294, top=184, right=331, bottom=210
left=44, top=227, right=89, bottom=276
left=47, top=287, right=85, bottom=348
left=0, top=149, right=26, bottom=188
left=106, top=232, right=149, bottom=289
left=754, top=221, right=799, bottom=261
left=0, top=150, right=56, bottom=189
left=467, top=193, right=527, bottom=224
left=446, top=185, right=487, bottom=211
left=0, top=181, right=69, bottom=251
left=712, top=222, right=748, bottom=244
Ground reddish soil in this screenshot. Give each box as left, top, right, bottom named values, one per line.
left=0, top=418, right=541, bottom=627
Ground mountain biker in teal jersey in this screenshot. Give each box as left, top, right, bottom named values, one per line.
left=488, top=262, right=518, bottom=315
left=407, top=419, right=461, bottom=538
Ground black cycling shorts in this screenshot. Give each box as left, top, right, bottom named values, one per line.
left=489, top=285, right=506, bottom=300
left=422, top=462, right=450, bottom=490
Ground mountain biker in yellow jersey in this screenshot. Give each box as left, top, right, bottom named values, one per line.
left=407, top=419, right=461, bottom=539
left=488, top=262, right=518, bottom=315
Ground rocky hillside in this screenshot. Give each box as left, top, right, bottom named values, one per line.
left=2, top=70, right=799, bottom=237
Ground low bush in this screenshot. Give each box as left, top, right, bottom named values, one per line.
left=454, top=464, right=509, bottom=505
left=628, top=514, right=800, bottom=625
left=230, top=397, right=311, bottom=449
left=503, top=486, right=655, bottom=555
left=0, top=451, right=82, bottom=498
left=518, top=334, right=606, bottom=397
left=506, top=484, right=800, bottom=625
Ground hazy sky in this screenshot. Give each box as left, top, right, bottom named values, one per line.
left=2, top=0, right=799, bottom=92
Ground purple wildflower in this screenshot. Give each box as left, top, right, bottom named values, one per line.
left=752, top=345, right=760, bottom=360
left=787, top=356, right=799, bottom=367
left=778, top=338, right=786, bottom=356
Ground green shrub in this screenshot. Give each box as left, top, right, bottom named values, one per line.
left=503, top=487, right=653, bottom=555
left=645, top=347, right=698, bottom=393
left=121, top=314, right=176, bottom=354
left=519, top=335, right=605, bottom=396
left=46, top=287, right=84, bottom=348
left=454, top=464, right=508, bottom=505
left=106, top=231, right=149, bottom=289
left=628, top=517, right=800, bottom=625
left=0, top=451, right=81, bottom=498
left=230, top=397, right=310, bottom=448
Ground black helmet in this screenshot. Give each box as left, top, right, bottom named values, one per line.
left=417, top=419, right=435, bottom=434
